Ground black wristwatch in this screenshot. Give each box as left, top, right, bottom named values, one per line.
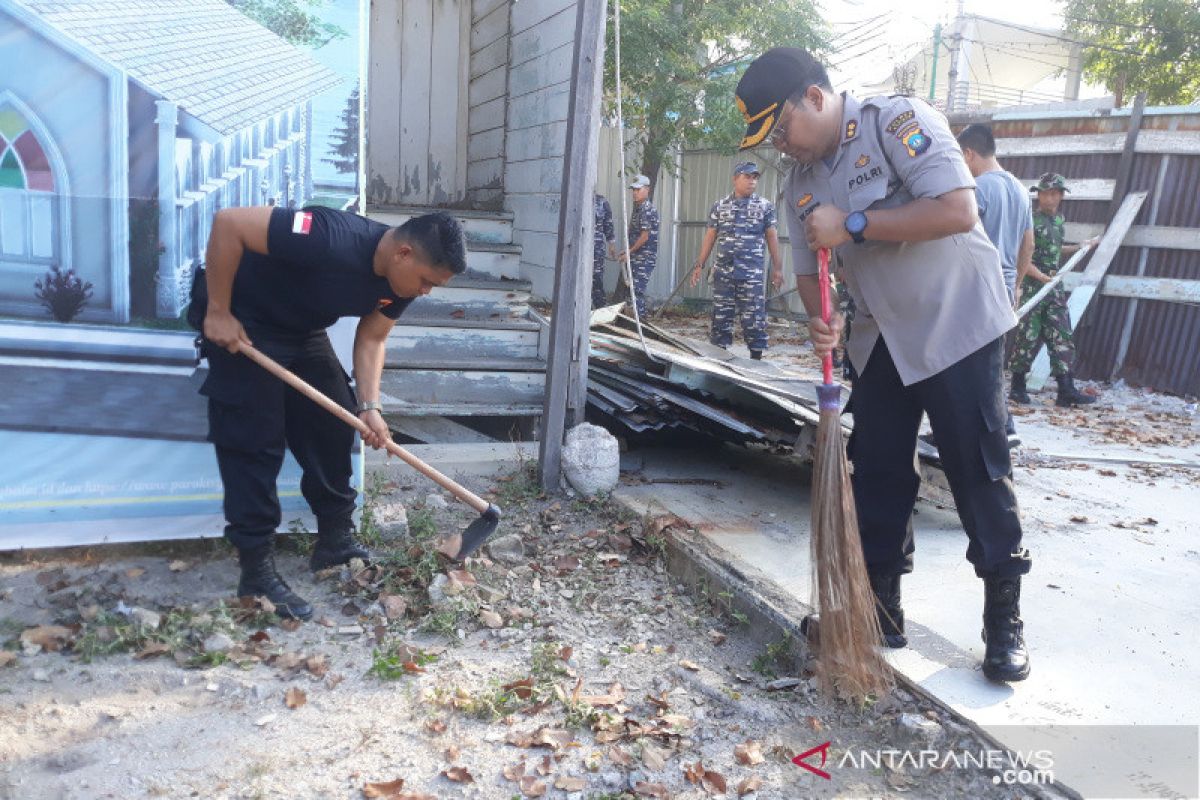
left=845, top=210, right=868, bottom=244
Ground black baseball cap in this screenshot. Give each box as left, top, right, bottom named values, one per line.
left=735, top=48, right=830, bottom=150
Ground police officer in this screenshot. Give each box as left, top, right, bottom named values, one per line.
left=592, top=193, right=616, bottom=308
left=689, top=161, right=783, bottom=359
left=194, top=206, right=466, bottom=619
left=1010, top=173, right=1098, bottom=408
left=736, top=48, right=1030, bottom=682
left=617, top=174, right=659, bottom=319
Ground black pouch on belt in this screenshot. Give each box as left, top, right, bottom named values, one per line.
left=186, top=266, right=208, bottom=332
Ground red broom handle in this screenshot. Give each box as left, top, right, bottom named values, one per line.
left=817, top=247, right=833, bottom=386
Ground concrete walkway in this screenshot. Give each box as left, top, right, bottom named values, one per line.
left=614, top=407, right=1200, bottom=795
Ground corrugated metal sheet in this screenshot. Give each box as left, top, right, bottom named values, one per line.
left=994, top=110, right=1200, bottom=396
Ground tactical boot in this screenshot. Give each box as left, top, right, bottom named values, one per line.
left=1009, top=372, right=1031, bottom=405
left=749, top=350, right=763, bottom=361
left=1055, top=372, right=1097, bottom=407
left=237, top=544, right=313, bottom=621
left=869, top=572, right=907, bottom=648
left=981, top=576, right=1030, bottom=682
left=310, top=527, right=371, bottom=572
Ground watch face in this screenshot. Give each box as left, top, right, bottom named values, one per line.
left=847, top=211, right=867, bottom=234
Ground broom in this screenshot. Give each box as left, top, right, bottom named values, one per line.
left=808, top=247, right=891, bottom=699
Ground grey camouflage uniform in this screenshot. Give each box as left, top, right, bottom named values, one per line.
left=707, top=193, right=776, bottom=351
left=627, top=199, right=659, bottom=318
left=592, top=194, right=615, bottom=308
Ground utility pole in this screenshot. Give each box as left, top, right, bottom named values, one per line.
left=929, top=23, right=942, bottom=101
left=945, top=0, right=964, bottom=112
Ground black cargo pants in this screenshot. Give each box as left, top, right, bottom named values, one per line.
left=846, top=336, right=1031, bottom=579
left=200, top=331, right=358, bottom=551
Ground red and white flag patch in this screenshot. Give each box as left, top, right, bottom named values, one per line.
left=292, top=211, right=313, bottom=235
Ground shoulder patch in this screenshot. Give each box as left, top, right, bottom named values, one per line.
left=901, top=128, right=931, bottom=157
left=292, top=211, right=313, bottom=235
left=885, top=110, right=915, bottom=134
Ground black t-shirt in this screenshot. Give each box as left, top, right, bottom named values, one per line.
left=231, top=206, right=411, bottom=334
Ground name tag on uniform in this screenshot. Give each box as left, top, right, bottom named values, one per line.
left=292, top=211, right=313, bottom=235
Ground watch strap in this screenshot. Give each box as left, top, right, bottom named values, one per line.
left=356, top=401, right=383, bottom=415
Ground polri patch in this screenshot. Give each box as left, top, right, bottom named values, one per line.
left=901, top=128, right=930, bottom=157
left=292, top=211, right=313, bottom=235
left=855, top=154, right=871, bottom=168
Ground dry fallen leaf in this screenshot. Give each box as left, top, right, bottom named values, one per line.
left=707, top=629, right=727, bottom=646
left=1070, top=515, right=1091, bottom=524
left=678, top=659, right=701, bottom=671
left=134, top=642, right=172, bottom=660
left=361, top=778, right=404, bottom=798
left=436, top=534, right=463, bottom=560
left=502, top=759, right=526, bottom=781
left=20, top=625, right=74, bottom=653
left=441, top=766, right=473, bottom=784
left=279, top=617, right=302, bottom=632
left=738, top=775, right=764, bottom=796
left=559, top=645, right=573, bottom=661
left=445, top=745, right=460, bottom=761
left=519, top=775, right=546, bottom=797
left=284, top=687, right=307, bottom=709
left=734, top=740, right=764, bottom=766
left=380, top=594, right=408, bottom=620
left=640, top=740, right=670, bottom=771
left=305, top=655, right=328, bottom=678
left=124, top=567, right=146, bottom=578
left=554, top=775, right=586, bottom=791
left=425, top=718, right=447, bottom=734
left=633, top=781, right=669, bottom=798
left=502, top=677, right=535, bottom=700
left=0, top=651, right=17, bottom=667
left=479, top=609, right=504, bottom=629
left=168, top=559, right=189, bottom=572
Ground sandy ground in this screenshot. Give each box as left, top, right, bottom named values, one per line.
left=0, top=461, right=1042, bottom=800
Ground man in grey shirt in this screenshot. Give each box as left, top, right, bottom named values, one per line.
left=957, top=124, right=1033, bottom=304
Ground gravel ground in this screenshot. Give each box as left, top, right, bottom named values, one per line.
left=0, top=462, right=1034, bottom=800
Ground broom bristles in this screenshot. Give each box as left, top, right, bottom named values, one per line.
left=811, top=405, right=893, bottom=700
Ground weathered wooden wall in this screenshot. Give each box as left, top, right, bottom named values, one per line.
left=466, top=0, right=509, bottom=208
left=367, top=0, right=470, bottom=207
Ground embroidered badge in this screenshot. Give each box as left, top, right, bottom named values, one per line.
left=885, top=110, right=915, bottom=134
left=902, top=128, right=931, bottom=157
left=292, top=211, right=313, bottom=234
left=796, top=193, right=814, bottom=207
left=855, top=154, right=871, bottom=168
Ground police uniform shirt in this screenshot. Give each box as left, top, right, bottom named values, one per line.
left=232, top=206, right=411, bottom=334
left=707, top=193, right=777, bottom=278
left=784, top=93, right=1015, bottom=385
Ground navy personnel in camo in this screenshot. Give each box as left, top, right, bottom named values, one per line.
left=736, top=47, right=1031, bottom=682
left=617, top=174, right=659, bottom=318
left=592, top=192, right=616, bottom=308
left=191, top=206, right=466, bottom=620
left=689, top=161, right=783, bottom=360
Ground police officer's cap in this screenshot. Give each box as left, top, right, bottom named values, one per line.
left=733, top=161, right=761, bottom=176
left=735, top=48, right=830, bottom=151
left=1032, top=172, right=1070, bottom=193
left=628, top=174, right=651, bottom=189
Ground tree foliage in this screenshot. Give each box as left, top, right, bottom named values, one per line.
left=323, top=85, right=360, bottom=177
left=225, top=0, right=346, bottom=48
left=1063, top=0, right=1200, bottom=105
left=605, top=0, right=827, bottom=187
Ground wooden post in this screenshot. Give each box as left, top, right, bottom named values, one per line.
left=537, top=1, right=607, bottom=491
left=1109, top=92, right=1146, bottom=220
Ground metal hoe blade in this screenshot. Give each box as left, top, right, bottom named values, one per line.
left=454, top=504, right=502, bottom=561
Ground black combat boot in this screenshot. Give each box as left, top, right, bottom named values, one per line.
left=1009, top=372, right=1031, bottom=405
left=237, top=544, right=313, bottom=620
left=981, top=576, right=1030, bottom=682
left=1055, top=372, right=1097, bottom=407
left=310, top=526, right=371, bottom=572
left=749, top=350, right=763, bottom=360
left=869, top=573, right=907, bottom=648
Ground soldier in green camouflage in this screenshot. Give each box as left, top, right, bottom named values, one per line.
left=1009, top=173, right=1098, bottom=407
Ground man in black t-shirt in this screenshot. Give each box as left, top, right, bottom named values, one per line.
left=196, top=206, right=466, bottom=619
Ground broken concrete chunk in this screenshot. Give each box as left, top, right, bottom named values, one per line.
left=371, top=502, right=408, bottom=540
left=202, top=633, right=235, bottom=654
left=129, top=607, right=162, bottom=630
left=425, top=493, right=449, bottom=510
left=897, top=712, right=943, bottom=745
left=485, top=534, right=526, bottom=565
left=562, top=423, right=620, bottom=497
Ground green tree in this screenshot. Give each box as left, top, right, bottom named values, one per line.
left=225, top=0, right=346, bottom=48
left=323, top=85, right=360, bottom=180
left=1063, top=0, right=1200, bottom=106
left=605, top=0, right=827, bottom=191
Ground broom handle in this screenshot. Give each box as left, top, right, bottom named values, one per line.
left=817, top=247, right=834, bottom=385
left=238, top=344, right=490, bottom=514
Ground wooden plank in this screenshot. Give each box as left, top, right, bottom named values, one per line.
left=386, top=415, right=498, bottom=445
left=510, top=0, right=575, bottom=34
left=366, top=0, right=402, bottom=205
left=1059, top=274, right=1200, bottom=304
left=470, top=1, right=509, bottom=53
left=1059, top=178, right=1115, bottom=202
left=1110, top=93, right=1145, bottom=219
left=468, top=96, right=506, bottom=135
left=470, top=35, right=508, bottom=80
left=469, top=64, right=508, bottom=109
left=1016, top=246, right=1091, bottom=320
left=538, top=0, right=606, bottom=490
left=1028, top=191, right=1148, bottom=390
left=1064, top=224, right=1200, bottom=251
left=428, top=0, right=465, bottom=204
left=996, top=133, right=1124, bottom=157
left=1135, top=130, right=1200, bottom=156
left=509, top=5, right=576, bottom=65
left=468, top=126, right=505, bottom=163
left=398, top=0, right=433, bottom=205
left=473, top=0, right=508, bottom=24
